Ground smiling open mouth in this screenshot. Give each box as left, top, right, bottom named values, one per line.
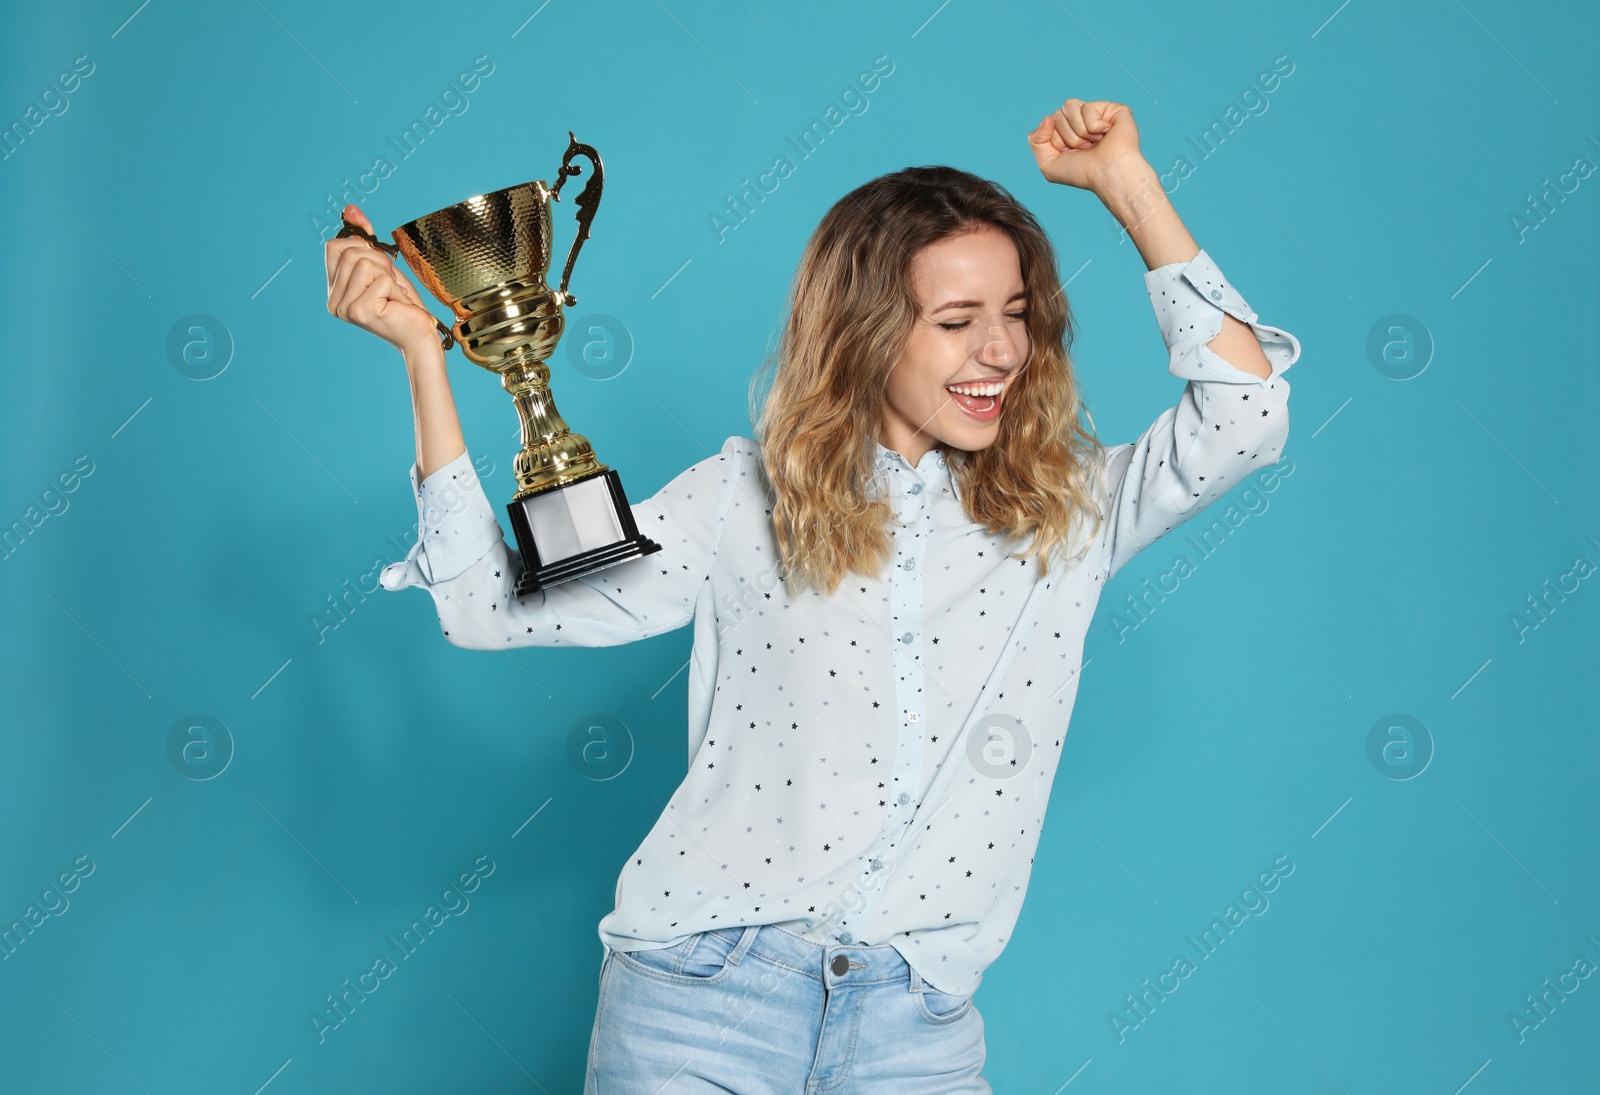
left=946, top=379, right=1004, bottom=420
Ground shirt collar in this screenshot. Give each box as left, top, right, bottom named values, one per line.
left=873, top=440, right=953, bottom=492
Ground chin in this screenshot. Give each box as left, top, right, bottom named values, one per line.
left=939, top=424, right=1000, bottom=454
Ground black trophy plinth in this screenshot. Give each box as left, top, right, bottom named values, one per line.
left=507, top=467, right=662, bottom=597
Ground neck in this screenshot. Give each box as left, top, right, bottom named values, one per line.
left=876, top=427, right=936, bottom=468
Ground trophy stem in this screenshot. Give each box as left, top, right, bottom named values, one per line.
left=502, top=355, right=607, bottom=499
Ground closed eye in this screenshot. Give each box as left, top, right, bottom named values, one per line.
left=937, top=309, right=1030, bottom=332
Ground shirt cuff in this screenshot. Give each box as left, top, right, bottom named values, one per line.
left=1145, top=248, right=1301, bottom=386
left=378, top=449, right=503, bottom=591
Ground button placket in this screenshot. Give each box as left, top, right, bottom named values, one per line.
left=834, top=469, right=932, bottom=943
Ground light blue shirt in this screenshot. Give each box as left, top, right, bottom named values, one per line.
left=380, top=248, right=1301, bottom=994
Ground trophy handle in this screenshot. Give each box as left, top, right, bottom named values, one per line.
left=547, top=130, right=603, bottom=308
left=334, top=214, right=456, bottom=352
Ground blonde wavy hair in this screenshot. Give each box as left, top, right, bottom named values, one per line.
left=750, top=165, right=1108, bottom=599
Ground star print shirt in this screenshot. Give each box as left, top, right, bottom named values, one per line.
left=378, top=247, right=1301, bottom=994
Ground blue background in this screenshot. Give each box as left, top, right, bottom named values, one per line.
left=2, top=0, right=1597, bottom=1091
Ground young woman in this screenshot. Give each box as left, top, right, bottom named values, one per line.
left=326, top=96, right=1300, bottom=1093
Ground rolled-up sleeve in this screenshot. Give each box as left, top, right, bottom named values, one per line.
left=380, top=439, right=742, bottom=649
left=379, top=451, right=503, bottom=588
left=1098, top=248, right=1301, bottom=581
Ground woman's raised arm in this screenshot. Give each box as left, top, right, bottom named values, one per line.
left=324, top=202, right=468, bottom=480
left=1028, top=98, right=1301, bottom=580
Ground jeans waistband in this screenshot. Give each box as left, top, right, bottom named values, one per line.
left=731, top=922, right=917, bottom=988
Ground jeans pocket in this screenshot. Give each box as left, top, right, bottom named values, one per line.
left=614, top=927, right=744, bottom=986
left=912, top=978, right=975, bottom=1024
left=679, top=927, right=744, bottom=978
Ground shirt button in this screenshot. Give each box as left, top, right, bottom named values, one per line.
left=897, top=792, right=910, bottom=805
left=870, top=858, right=884, bottom=871
left=1209, top=288, right=1223, bottom=301
left=910, top=483, right=923, bottom=495
left=838, top=932, right=853, bottom=945
left=905, top=710, right=919, bottom=723
left=900, top=632, right=914, bottom=644
left=831, top=954, right=850, bottom=974
left=902, top=559, right=915, bottom=571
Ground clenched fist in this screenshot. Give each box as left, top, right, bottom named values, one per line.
left=1027, top=98, right=1144, bottom=192
left=323, top=203, right=441, bottom=353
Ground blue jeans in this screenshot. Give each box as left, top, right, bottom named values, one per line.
left=583, top=923, right=991, bottom=1093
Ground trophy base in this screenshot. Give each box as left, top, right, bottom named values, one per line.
left=507, top=468, right=662, bottom=597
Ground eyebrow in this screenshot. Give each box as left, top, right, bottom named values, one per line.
left=930, top=290, right=1028, bottom=315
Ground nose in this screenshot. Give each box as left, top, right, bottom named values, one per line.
left=971, top=316, right=1025, bottom=369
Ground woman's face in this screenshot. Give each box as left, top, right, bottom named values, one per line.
left=880, top=224, right=1031, bottom=466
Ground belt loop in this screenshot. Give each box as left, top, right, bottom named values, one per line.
left=728, top=923, right=760, bottom=966
left=908, top=965, right=923, bottom=992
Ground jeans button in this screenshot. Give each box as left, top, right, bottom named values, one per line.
left=831, top=954, right=849, bottom=975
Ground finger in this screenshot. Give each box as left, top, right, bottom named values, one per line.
left=344, top=272, right=386, bottom=326
left=390, top=265, right=427, bottom=309
left=344, top=267, right=399, bottom=327
left=1037, top=115, right=1067, bottom=154
left=343, top=202, right=375, bottom=233
left=1048, top=115, right=1069, bottom=153
left=334, top=202, right=390, bottom=273
left=375, top=249, right=413, bottom=307
left=1075, top=100, right=1113, bottom=133
left=1027, top=119, right=1058, bottom=171
left=329, top=252, right=384, bottom=320
left=1053, top=105, right=1085, bottom=149
left=325, top=235, right=377, bottom=286
left=327, top=246, right=367, bottom=312
left=1061, top=99, right=1092, bottom=145
left=1104, top=102, right=1130, bottom=134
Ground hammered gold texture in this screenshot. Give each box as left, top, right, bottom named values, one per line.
left=392, top=183, right=555, bottom=314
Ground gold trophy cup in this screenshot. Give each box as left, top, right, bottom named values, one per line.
left=337, top=132, right=661, bottom=597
